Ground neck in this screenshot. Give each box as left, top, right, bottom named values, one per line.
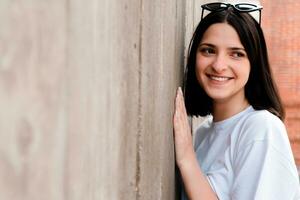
left=212, top=97, right=250, bottom=122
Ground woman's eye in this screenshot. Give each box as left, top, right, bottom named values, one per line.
left=199, top=48, right=215, bottom=55
left=231, top=51, right=246, bottom=58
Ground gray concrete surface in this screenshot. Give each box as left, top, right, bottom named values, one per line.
left=98, top=0, right=187, bottom=198
left=0, top=0, right=188, bottom=199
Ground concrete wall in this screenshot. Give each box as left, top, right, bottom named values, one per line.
left=0, top=0, right=189, bottom=199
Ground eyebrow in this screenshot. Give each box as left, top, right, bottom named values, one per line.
left=199, top=43, right=246, bottom=51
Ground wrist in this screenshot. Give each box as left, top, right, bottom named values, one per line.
left=177, top=149, right=198, bottom=170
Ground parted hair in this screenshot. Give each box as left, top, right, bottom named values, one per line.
left=183, top=9, right=285, bottom=120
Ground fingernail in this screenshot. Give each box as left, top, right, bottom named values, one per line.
left=179, top=87, right=183, bottom=95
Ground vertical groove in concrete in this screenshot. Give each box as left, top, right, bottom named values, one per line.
left=136, top=0, right=144, bottom=199
left=158, top=1, right=164, bottom=200
left=63, top=0, right=70, bottom=199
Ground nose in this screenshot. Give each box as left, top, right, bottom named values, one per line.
left=211, top=54, right=228, bottom=73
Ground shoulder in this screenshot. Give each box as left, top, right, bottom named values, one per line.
left=231, top=110, right=300, bottom=193
left=236, top=108, right=291, bottom=155
left=241, top=110, right=286, bottom=136
left=242, top=109, right=284, bottom=129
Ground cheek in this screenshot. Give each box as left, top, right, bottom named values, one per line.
left=238, top=63, right=251, bottom=86
left=242, top=62, right=251, bottom=80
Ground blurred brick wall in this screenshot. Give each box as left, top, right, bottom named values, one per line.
left=260, top=0, right=300, bottom=166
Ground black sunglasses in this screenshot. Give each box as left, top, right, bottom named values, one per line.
left=201, top=2, right=263, bottom=24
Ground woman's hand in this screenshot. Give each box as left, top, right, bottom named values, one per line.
left=173, top=88, right=218, bottom=200
left=173, top=87, right=195, bottom=167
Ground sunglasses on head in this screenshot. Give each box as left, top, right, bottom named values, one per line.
left=201, top=2, right=263, bottom=24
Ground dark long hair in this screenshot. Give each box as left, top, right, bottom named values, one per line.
left=184, top=9, right=285, bottom=120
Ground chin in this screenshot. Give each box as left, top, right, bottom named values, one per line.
left=206, top=90, right=232, bottom=102
left=206, top=89, right=229, bottom=98
left=209, top=96, right=228, bottom=102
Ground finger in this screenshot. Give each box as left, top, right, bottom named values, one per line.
left=174, top=91, right=183, bottom=122
left=178, top=87, right=183, bottom=96
left=175, top=88, right=182, bottom=112
left=174, top=87, right=181, bottom=113
left=177, top=88, right=186, bottom=116
left=178, top=88, right=188, bottom=116
left=176, top=98, right=184, bottom=121
left=175, top=87, right=182, bottom=106
left=177, top=98, right=189, bottom=128
left=174, top=93, right=181, bottom=122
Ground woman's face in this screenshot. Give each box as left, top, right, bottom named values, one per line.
left=195, top=22, right=250, bottom=105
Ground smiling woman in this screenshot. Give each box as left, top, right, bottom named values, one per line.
left=173, top=2, right=300, bottom=200
left=195, top=23, right=250, bottom=120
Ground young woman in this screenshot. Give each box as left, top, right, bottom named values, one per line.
left=173, top=2, right=300, bottom=200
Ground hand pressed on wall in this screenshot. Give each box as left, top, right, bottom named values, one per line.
left=173, top=87, right=195, bottom=167
left=173, top=87, right=219, bottom=200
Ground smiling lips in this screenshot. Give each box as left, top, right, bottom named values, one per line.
left=207, top=74, right=233, bottom=82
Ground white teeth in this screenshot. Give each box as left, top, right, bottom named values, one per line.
left=210, top=75, right=230, bottom=81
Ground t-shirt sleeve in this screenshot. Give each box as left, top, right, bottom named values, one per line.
left=231, top=140, right=299, bottom=200
left=230, top=113, right=300, bottom=200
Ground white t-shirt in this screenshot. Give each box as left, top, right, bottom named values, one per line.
left=182, top=106, right=300, bottom=200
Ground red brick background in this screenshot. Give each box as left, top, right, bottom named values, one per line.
left=260, top=0, right=300, bottom=166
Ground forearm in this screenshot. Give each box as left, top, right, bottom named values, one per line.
left=178, top=151, right=218, bottom=200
